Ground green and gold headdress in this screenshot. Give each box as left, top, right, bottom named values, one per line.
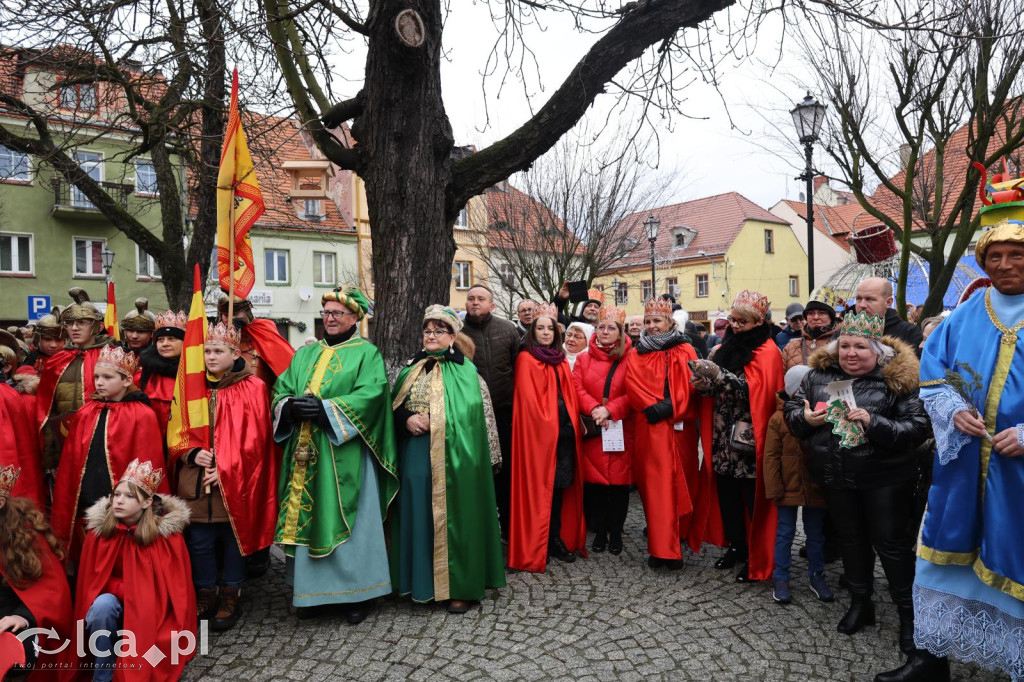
left=839, top=311, right=884, bottom=340
left=423, top=304, right=462, bottom=333
left=321, top=287, right=371, bottom=320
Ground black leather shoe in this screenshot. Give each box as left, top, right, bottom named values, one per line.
left=647, top=556, right=663, bottom=568
left=897, top=606, right=916, bottom=654
left=548, top=539, right=576, bottom=563
left=592, top=532, right=607, bottom=553
left=345, top=602, right=371, bottom=625
left=245, top=547, right=270, bottom=579
left=715, top=547, right=740, bottom=570
left=608, top=531, right=622, bottom=555
left=873, top=650, right=949, bottom=682
left=734, top=562, right=755, bottom=583
left=664, top=559, right=684, bottom=570
left=837, top=596, right=876, bottom=634
left=798, top=545, right=808, bottom=559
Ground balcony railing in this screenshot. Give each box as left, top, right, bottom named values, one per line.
left=51, top=177, right=133, bottom=216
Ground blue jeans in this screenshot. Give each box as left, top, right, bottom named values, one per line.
left=84, top=593, right=122, bottom=682
left=773, top=505, right=825, bottom=582
left=187, top=522, right=245, bottom=590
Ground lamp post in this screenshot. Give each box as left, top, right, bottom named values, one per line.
left=790, top=92, right=826, bottom=293
left=101, top=248, right=115, bottom=284
left=643, top=214, right=660, bottom=300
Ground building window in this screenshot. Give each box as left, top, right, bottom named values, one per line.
left=74, top=237, right=106, bottom=277
left=789, top=275, right=799, bottom=297
left=72, top=151, right=103, bottom=209
left=615, top=282, right=628, bottom=305
left=59, top=83, right=97, bottom=112
left=313, top=251, right=335, bottom=286
left=498, top=263, right=516, bottom=289
left=0, top=146, right=30, bottom=182
left=696, top=274, right=709, bottom=298
left=455, top=207, right=469, bottom=229
left=641, top=280, right=653, bottom=302
left=137, top=247, right=162, bottom=280
left=452, top=261, right=472, bottom=290
left=265, top=249, right=289, bottom=284
left=135, top=159, right=158, bottom=195
left=674, top=233, right=686, bottom=248
left=764, top=229, right=775, bottom=254
left=0, top=233, right=33, bottom=274
left=666, top=276, right=679, bottom=298
left=303, top=199, right=322, bottom=220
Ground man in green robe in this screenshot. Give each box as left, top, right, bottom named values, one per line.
left=272, top=288, right=398, bottom=624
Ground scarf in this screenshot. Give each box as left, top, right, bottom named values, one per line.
left=323, top=326, right=357, bottom=347
left=635, top=328, right=687, bottom=355
left=529, top=345, right=566, bottom=366
left=712, top=322, right=773, bottom=374
left=138, top=345, right=180, bottom=390
left=804, top=324, right=836, bottom=341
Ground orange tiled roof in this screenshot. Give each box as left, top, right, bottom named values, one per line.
left=779, top=199, right=862, bottom=248
left=483, top=183, right=578, bottom=252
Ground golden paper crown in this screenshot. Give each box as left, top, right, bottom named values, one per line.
left=644, top=297, right=673, bottom=317
left=0, top=465, right=20, bottom=499
left=205, top=322, right=241, bottom=350
left=120, top=458, right=164, bottom=497
left=96, top=345, right=139, bottom=377
left=598, top=305, right=627, bottom=326
left=808, top=286, right=846, bottom=313
left=585, top=288, right=605, bottom=305
left=535, top=302, right=559, bottom=321
left=840, top=311, right=885, bottom=340
left=732, top=289, right=771, bottom=320
left=154, top=310, right=188, bottom=331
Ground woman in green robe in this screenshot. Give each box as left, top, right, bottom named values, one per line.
left=390, top=305, right=506, bottom=613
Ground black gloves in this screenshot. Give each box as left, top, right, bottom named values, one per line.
left=289, top=396, right=324, bottom=422
left=644, top=400, right=673, bottom=424
left=231, top=317, right=248, bottom=331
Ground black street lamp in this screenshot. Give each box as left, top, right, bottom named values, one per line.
left=643, top=214, right=660, bottom=300
left=101, top=247, right=115, bottom=283
left=790, top=92, right=826, bottom=293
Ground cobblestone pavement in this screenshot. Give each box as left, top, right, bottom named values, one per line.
left=184, top=494, right=1008, bottom=682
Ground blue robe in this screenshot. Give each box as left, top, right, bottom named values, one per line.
left=918, top=287, right=1024, bottom=681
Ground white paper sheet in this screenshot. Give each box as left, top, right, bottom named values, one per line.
left=602, top=420, right=625, bottom=452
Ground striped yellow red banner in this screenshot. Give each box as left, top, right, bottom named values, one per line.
left=167, top=264, right=210, bottom=454
left=103, top=281, right=120, bottom=341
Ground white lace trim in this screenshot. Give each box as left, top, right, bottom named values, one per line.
left=921, top=385, right=974, bottom=465
left=914, top=583, right=1024, bottom=681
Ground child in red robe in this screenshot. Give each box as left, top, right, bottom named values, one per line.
left=69, top=459, right=196, bottom=681
left=138, top=311, right=186, bottom=442
left=50, top=346, right=167, bottom=560
left=0, top=465, right=73, bottom=678
left=169, top=322, right=277, bottom=631
left=0, top=381, right=45, bottom=509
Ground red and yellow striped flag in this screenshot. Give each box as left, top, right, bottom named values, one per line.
left=167, top=264, right=210, bottom=454
left=103, top=281, right=120, bottom=340
left=216, top=68, right=264, bottom=299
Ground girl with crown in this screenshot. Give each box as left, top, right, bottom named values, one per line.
left=67, top=459, right=195, bottom=681
left=0, top=465, right=73, bottom=678
left=389, top=305, right=505, bottom=613
left=169, top=322, right=277, bottom=631
left=50, top=346, right=167, bottom=562
left=137, top=311, right=187, bottom=441
left=507, top=303, right=587, bottom=572
left=784, top=312, right=928, bottom=654
left=624, top=296, right=706, bottom=570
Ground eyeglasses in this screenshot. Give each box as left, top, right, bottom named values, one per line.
left=64, top=320, right=94, bottom=328
left=422, top=329, right=450, bottom=337
left=320, top=310, right=356, bottom=320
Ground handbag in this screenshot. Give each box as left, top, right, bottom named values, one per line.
left=581, top=361, right=620, bottom=440
left=729, top=419, right=757, bottom=457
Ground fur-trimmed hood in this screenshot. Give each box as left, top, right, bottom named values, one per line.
left=83, top=493, right=191, bottom=536
left=12, top=372, right=39, bottom=395
left=807, top=335, right=919, bottom=396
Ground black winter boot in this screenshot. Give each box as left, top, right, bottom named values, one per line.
left=837, top=595, right=876, bottom=634
left=873, top=649, right=949, bottom=682
left=897, top=606, right=916, bottom=654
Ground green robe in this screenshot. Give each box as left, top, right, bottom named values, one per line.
left=272, top=337, right=398, bottom=558
left=390, top=352, right=506, bottom=602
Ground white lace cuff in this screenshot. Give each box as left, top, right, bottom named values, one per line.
left=921, top=385, right=973, bottom=466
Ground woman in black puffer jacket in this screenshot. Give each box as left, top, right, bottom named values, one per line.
left=784, top=312, right=929, bottom=656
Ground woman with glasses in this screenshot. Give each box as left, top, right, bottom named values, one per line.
left=574, top=306, right=633, bottom=555
left=691, top=290, right=784, bottom=583
left=390, top=306, right=505, bottom=613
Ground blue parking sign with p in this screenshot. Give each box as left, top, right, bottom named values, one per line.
left=28, top=295, right=51, bottom=321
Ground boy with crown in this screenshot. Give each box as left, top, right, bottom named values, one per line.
left=68, top=459, right=195, bottom=681
left=138, top=311, right=187, bottom=441
left=51, top=345, right=167, bottom=562
left=168, top=322, right=277, bottom=631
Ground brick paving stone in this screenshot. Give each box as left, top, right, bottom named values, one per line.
left=182, top=493, right=1011, bottom=681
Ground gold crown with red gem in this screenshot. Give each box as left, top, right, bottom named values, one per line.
left=0, top=465, right=21, bottom=500
left=644, top=297, right=673, bottom=317
left=120, top=458, right=164, bottom=497
left=205, top=322, right=241, bottom=350
left=154, top=310, right=188, bottom=331
left=598, top=305, right=627, bottom=326
left=96, top=345, right=139, bottom=377
left=535, top=302, right=559, bottom=321
left=732, top=289, right=771, bottom=320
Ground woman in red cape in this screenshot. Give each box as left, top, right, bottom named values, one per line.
left=138, top=312, right=187, bottom=442
left=0, top=468, right=73, bottom=680
left=0, top=382, right=45, bottom=508
left=694, top=290, right=784, bottom=583
left=625, top=298, right=720, bottom=569
left=66, top=461, right=195, bottom=682
left=508, top=305, right=587, bottom=573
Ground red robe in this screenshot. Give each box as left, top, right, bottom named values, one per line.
left=36, top=348, right=103, bottom=436
left=0, top=535, right=73, bottom=680
left=169, top=374, right=278, bottom=555
left=242, top=318, right=295, bottom=380
left=508, top=352, right=587, bottom=573
left=0, top=383, right=45, bottom=508
left=50, top=394, right=168, bottom=554
left=625, top=341, right=715, bottom=560
left=140, top=374, right=174, bottom=442
left=66, top=497, right=196, bottom=681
